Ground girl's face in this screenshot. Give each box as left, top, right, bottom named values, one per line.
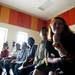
left=51, top=19, right=64, bottom=34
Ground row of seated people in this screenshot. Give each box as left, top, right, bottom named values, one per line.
left=0, top=27, right=60, bottom=75
left=18, top=26, right=60, bottom=75
left=19, top=17, right=75, bottom=75
left=0, top=37, right=37, bottom=75
left=0, top=16, right=75, bottom=75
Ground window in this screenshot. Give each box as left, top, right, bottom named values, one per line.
left=0, top=27, right=8, bottom=52
left=16, top=31, right=28, bottom=45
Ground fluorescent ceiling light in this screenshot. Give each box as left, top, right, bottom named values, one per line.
left=39, top=0, right=53, bottom=11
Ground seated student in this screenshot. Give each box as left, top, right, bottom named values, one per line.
left=49, top=17, right=75, bottom=75
left=0, top=42, right=9, bottom=66
left=0, top=42, right=10, bottom=75
left=11, top=43, right=21, bottom=59
left=11, top=41, right=16, bottom=56
left=19, top=37, right=37, bottom=75
left=23, top=37, right=37, bottom=67
left=0, top=42, right=9, bottom=59
left=32, top=27, right=59, bottom=75
left=10, top=43, right=21, bottom=72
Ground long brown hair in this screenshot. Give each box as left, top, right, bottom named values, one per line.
left=55, top=17, right=73, bottom=37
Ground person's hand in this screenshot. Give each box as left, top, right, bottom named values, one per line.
left=52, top=58, right=61, bottom=63
left=53, top=42, right=68, bottom=57
left=52, top=33, right=64, bottom=50
left=53, top=42, right=64, bottom=50
left=48, top=58, right=61, bottom=64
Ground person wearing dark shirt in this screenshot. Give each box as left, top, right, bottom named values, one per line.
left=19, top=37, right=37, bottom=75
left=33, top=27, right=59, bottom=75
left=23, top=37, right=37, bottom=66
left=50, top=17, right=75, bottom=75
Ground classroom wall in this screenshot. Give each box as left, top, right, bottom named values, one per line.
left=0, top=5, right=47, bottom=31
left=0, top=22, right=42, bottom=50
left=47, top=7, right=75, bottom=32
left=0, top=5, right=47, bottom=50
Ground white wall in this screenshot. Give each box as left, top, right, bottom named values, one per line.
left=69, top=24, right=75, bottom=33
left=0, top=22, right=42, bottom=50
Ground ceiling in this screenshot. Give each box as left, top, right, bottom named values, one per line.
left=0, top=0, right=75, bottom=20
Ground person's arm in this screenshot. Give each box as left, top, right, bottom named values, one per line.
left=33, top=47, right=39, bottom=65
left=53, top=42, right=67, bottom=57
left=47, top=57, right=61, bottom=63
left=33, top=44, right=42, bottom=65
left=24, top=45, right=37, bottom=62
left=49, top=42, right=72, bottom=64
